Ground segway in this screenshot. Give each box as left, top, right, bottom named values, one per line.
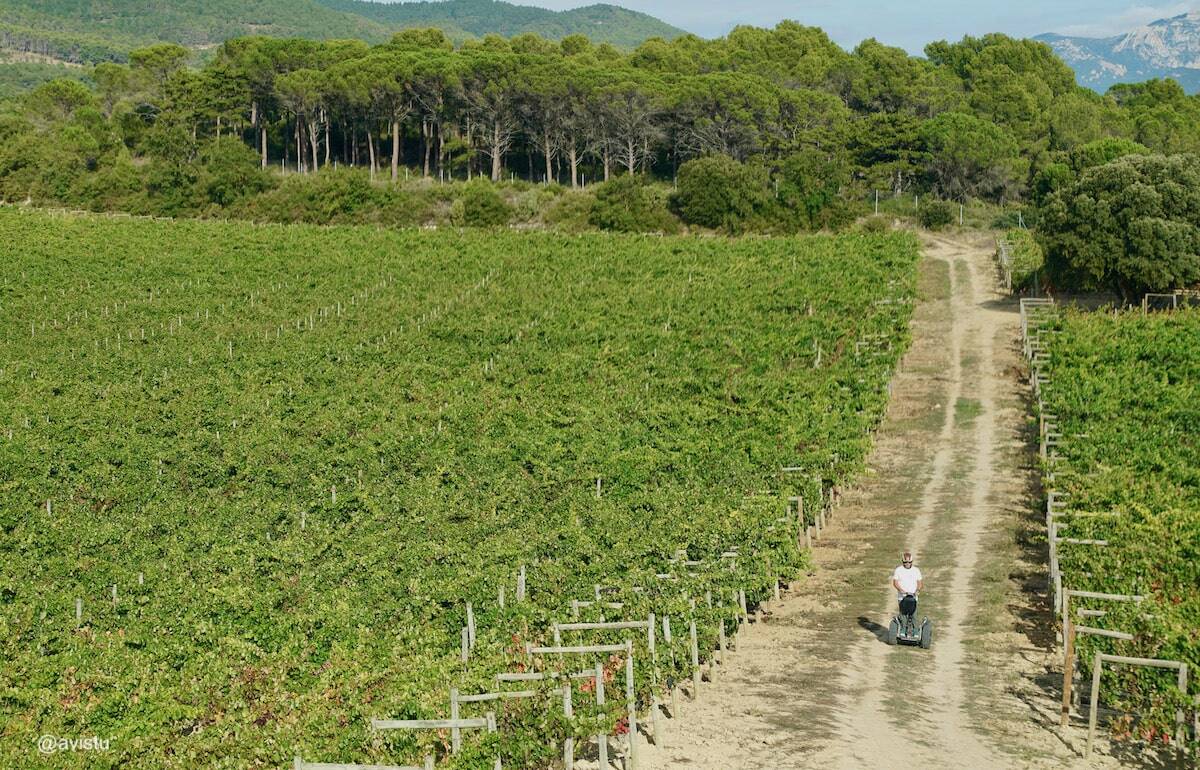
left=887, top=593, right=932, bottom=649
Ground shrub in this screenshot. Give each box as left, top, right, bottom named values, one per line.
left=1069, top=137, right=1150, bottom=173
left=858, top=215, right=892, bottom=233
left=1031, top=163, right=1074, bottom=209
left=77, top=151, right=142, bottom=211
left=1040, top=153, right=1200, bottom=300
left=455, top=180, right=512, bottom=227
left=543, top=190, right=593, bottom=233
left=196, top=139, right=276, bottom=208
left=231, top=169, right=373, bottom=224
left=142, top=158, right=202, bottom=217
left=671, top=155, right=769, bottom=233
left=991, top=208, right=1035, bottom=229
left=919, top=200, right=955, bottom=230
left=1000, top=229, right=1044, bottom=291
left=228, top=169, right=429, bottom=228
left=776, top=148, right=851, bottom=232
left=589, top=175, right=679, bottom=233
left=511, top=187, right=559, bottom=224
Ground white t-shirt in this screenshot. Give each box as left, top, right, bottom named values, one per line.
left=892, top=565, right=922, bottom=598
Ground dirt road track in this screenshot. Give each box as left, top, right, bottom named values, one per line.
left=639, top=232, right=1128, bottom=769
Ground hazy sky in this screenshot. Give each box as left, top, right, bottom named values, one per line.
left=518, top=0, right=1200, bottom=52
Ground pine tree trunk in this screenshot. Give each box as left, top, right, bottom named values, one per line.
left=261, top=125, right=267, bottom=169
left=437, top=124, right=445, bottom=181
left=309, top=119, right=319, bottom=172
left=491, top=122, right=502, bottom=182
left=569, top=147, right=578, bottom=189
left=367, top=129, right=376, bottom=180
left=391, top=119, right=400, bottom=183
left=324, top=114, right=330, bottom=167
left=465, top=117, right=472, bottom=181
left=603, top=148, right=610, bottom=181
left=544, top=135, right=553, bottom=185
left=422, top=120, right=432, bottom=178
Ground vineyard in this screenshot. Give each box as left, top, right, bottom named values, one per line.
left=1026, top=305, right=1200, bottom=752
left=996, top=229, right=1043, bottom=293
left=0, top=208, right=918, bottom=769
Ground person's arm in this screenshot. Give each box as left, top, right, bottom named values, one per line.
left=916, top=569, right=924, bottom=593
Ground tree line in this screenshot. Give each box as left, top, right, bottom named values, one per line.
left=7, top=22, right=1200, bottom=235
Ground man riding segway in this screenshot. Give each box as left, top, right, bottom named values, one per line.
left=887, top=551, right=932, bottom=648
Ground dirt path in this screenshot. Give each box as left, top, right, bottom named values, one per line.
left=640, top=233, right=1126, bottom=769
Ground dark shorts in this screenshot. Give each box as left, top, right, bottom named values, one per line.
left=899, top=595, right=917, bottom=617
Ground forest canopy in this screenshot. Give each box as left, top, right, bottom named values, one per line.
left=5, top=24, right=1200, bottom=240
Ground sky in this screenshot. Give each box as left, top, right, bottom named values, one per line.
left=519, top=0, right=1200, bottom=52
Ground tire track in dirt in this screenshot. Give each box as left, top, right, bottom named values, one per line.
left=640, top=233, right=1126, bottom=770
left=808, top=237, right=978, bottom=767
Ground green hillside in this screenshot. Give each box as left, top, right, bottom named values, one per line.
left=0, top=53, right=90, bottom=98
left=317, top=0, right=686, bottom=48
left=0, top=0, right=392, bottom=60
left=0, top=0, right=684, bottom=64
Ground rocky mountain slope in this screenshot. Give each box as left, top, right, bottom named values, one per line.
left=1037, top=12, right=1200, bottom=93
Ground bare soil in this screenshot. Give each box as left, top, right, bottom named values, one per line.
left=638, top=232, right=1133, bottom=769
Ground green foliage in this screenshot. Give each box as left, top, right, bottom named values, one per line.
left=23, top=76, right=95, bottom=121
left=589, top=175, right=679, bottom=233
left=671, top=156, right=769, bottom=234
left=999, top=228, right=1042, bottom=290
left=1037, top=310, right=1200, bottom=737
left=321, top=0, right=685, bottom=48
left=1039, top=153, right=1200, bottom=299
left=9, top=20, right=1200, bottom=232
left=926, top=34, right=1077, bottom=144
left=230, top=168, right=428, bottom=227
left=848, top=113, right=927, bottom=196
left=0, top=59, right=92, bottom=100
left=918, top=200, right=955, bottom=230
left=775, top=148, right=852, bottom=231
left=74, top=149, right=142, bottom=210
left=0, top=0, right=682, bottom=64
left=0, top=208, right=918, bottom=767
left=0, top=19, right=132, bottom=64
left=1031, top=162, right=1073, bottom=208
left=1069, top=137, right=1150, bottom=172
left=453, top=179, right=512, bottom=227
left=195, top=138, right=275, bottom=208
left=920, top=111, right=1022, bottom=200
left=857, top=214, right=892, bottom=233
left=1044, top=90, right=1129, bottom=152
left=541, top=188, right=592, bottom=232
left=1032, top=138, right=1150, bottom=209
left=0, top=0, right=393, bottom=57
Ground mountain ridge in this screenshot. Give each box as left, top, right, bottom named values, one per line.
left=315, top=0, right=685, bottom=48
left=0, top=0, right=686, bottom=65
left=1036, top=12, right=1200, bottom=93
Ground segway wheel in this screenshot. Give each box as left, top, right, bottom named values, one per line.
left=887, top=618, right=899, bottom=646
left=919, top=618, right=932, bottom=649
